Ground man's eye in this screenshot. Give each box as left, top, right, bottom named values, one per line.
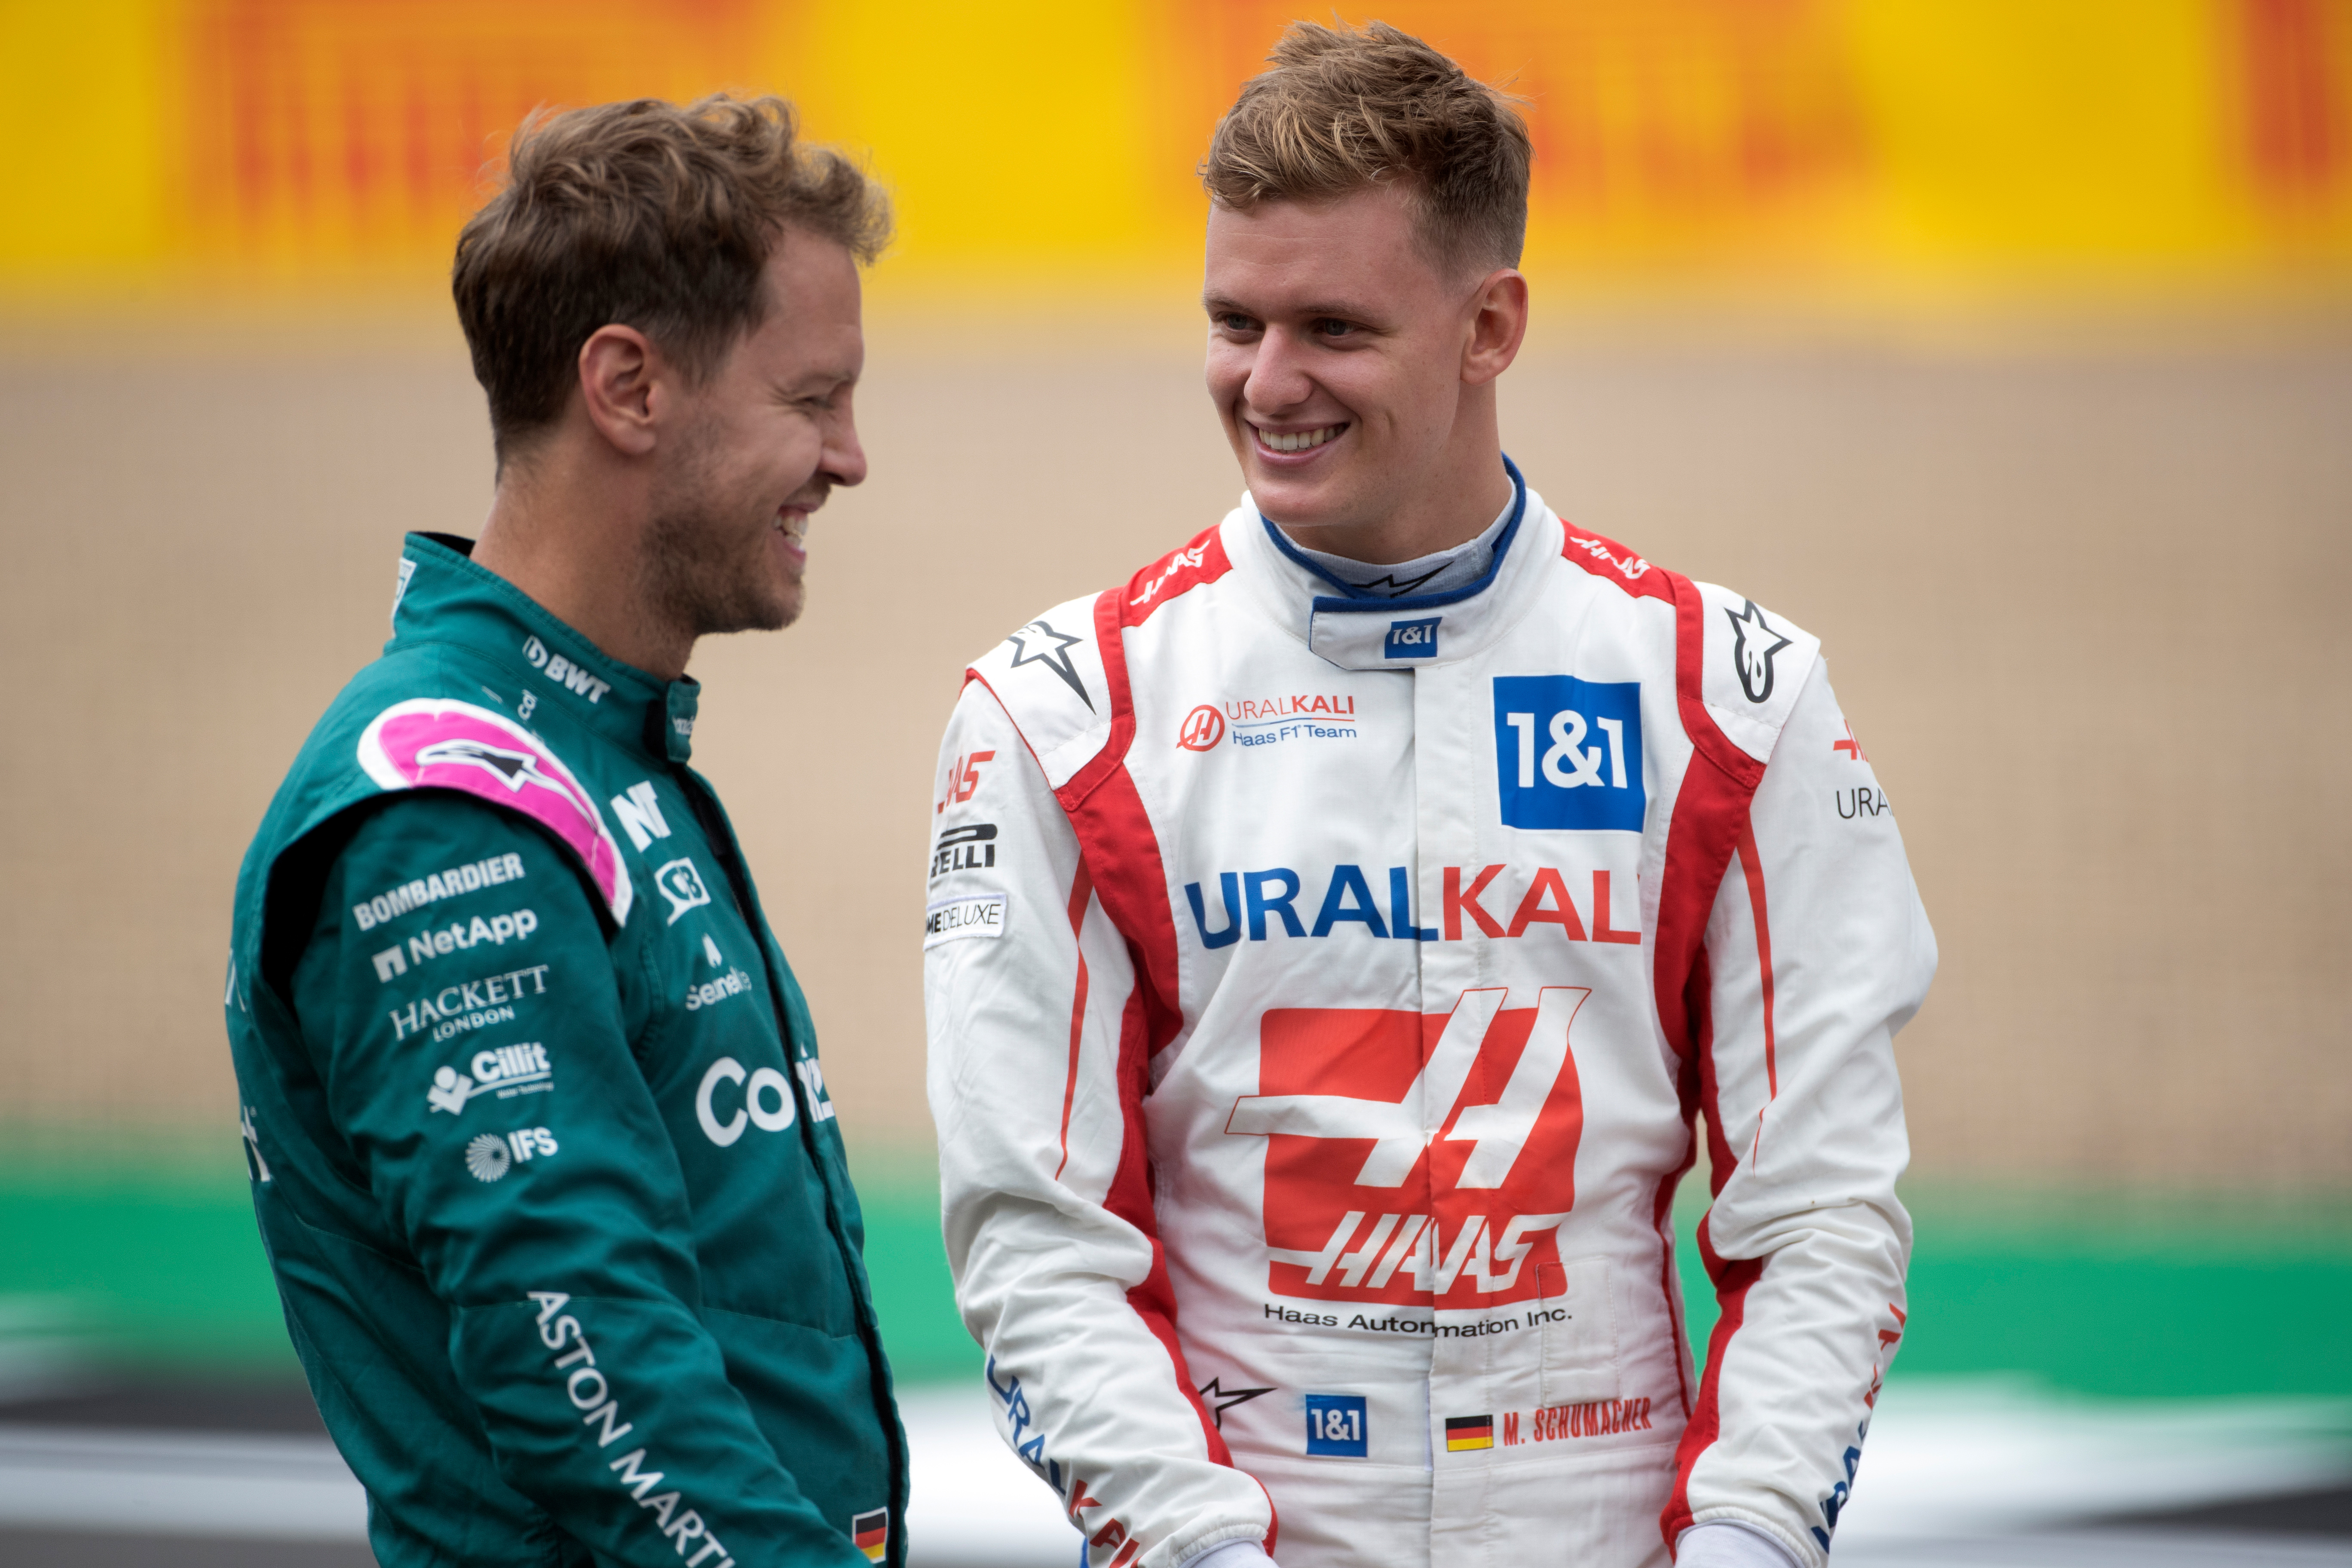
left=1218, top=313, right=1257, bottom=333
left=1314, top=318, right=1354, bottom=338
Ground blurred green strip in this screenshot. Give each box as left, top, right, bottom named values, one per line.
left=0, top=1138, right=2345, bottom=1397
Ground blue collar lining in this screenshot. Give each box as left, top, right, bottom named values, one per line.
left=1260, top=455, right=1528, bottom=618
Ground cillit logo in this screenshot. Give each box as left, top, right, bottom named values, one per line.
left=1179, top=705, right=1226, bottom=750
left=1383, top=617, right=1440, bottom=660
left=428, top=1041, right=552, bottom=1114
left=1225, top=986, right=1588, bottom=1310
left=1492, top=677, right=1644, bottom=832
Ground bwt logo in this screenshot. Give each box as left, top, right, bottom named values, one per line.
left=1384, top=617, right=1441, bottom=660
left=521, top=635, right=610, bottom=704
left=1492, top=676, right=1645, bottom=833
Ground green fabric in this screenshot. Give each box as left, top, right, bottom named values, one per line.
left=225, top=534, right=903, bottom=1568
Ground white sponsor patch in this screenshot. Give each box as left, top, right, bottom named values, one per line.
left=925, top=893, right=1008, bottom=948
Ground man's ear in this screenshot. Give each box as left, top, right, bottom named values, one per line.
left=576, top=324, right=666, bottom=458
left=1461, top=269, right=1529, bottom=389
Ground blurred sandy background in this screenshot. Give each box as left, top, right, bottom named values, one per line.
left=2, top=317, right=2347, bottom=1188
left=1, top=0, right=2349, bottom=1185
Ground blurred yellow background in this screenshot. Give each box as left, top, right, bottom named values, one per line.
left=5, top=0, right=2351, bottom=307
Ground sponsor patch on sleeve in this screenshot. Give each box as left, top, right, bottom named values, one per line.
left=356, top=698, right=632, bottom=926
left=923, top=893, right=1008, bottom=949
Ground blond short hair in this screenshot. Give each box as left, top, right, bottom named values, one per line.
left=1201, top=20, right=1531, bottom=276
left=453, top=94, right=890, bottom=463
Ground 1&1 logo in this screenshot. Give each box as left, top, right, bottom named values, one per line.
left=1491, top=677, right=1645, bottom=833
left=1178, top=705, right=1226, bottom=751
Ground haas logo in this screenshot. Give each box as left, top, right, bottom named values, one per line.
left=1225, top=987, right=1587, bottom=1309
left=1178, top=705, right=1225, bottom=751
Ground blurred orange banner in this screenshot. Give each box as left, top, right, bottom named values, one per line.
left=0, top=0, right=2346, bottom=306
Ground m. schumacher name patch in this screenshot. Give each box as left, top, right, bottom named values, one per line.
left=925, top=894, right=1008, bottom=949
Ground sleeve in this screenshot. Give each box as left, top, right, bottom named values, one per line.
left=291, top=791, right=872, bottom=1568
left=923, top=681, right=1275, bottom=1568
left=1664, top=662, right=1935, bottom=1565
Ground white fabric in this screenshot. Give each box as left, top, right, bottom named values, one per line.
left=1281, top=495, right=1514, bottom=600
left=1677, top=1521, right=1801, bottom=1568
left=925, top=477, right=1932, bottom=1568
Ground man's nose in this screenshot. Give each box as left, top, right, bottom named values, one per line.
left=823, top=410, right=868, bottom=489
left=1243, top=325, right=1314, bottom=413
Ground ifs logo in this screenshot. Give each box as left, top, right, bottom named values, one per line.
left=1491, top=677, right=1644, bottom=832
left=1224, top=987, right=1587, bottom=1310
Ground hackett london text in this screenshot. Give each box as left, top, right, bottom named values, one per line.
left=387, top=964, right=552, bottom=1041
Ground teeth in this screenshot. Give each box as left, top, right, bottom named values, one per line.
left=779, top=512, right=809, bottom=541
left=1259, top=424, right=1343, bottom=454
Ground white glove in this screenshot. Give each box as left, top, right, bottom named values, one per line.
left=1178, top=1540, right=1277, bottom=1568
left=1676, top=1520, right=1800, bottom=1568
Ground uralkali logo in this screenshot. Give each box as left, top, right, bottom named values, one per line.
left=1225, top=987, right=1588, bottom=1311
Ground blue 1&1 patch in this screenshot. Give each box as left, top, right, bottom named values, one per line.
left=1305, top=1393, right=1368, bottom=1457
left=1384, top=617, right=1440, bottom=660
left=1491, top=676, right=1645, bottom=832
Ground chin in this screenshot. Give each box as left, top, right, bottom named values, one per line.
left=1246, top=465, right=1349, bottom=529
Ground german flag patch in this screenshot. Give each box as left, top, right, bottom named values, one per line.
left=1445, top=1415, right=1494, bottom=1452
left=851, top=1507, right=888, bottom=1562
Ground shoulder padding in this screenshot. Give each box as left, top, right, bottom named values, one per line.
left=355, top=698, right=633, bottom=926
left=965, top=593, right=1115, bottom=791
left=1689, top=583, right=1822, bottom=766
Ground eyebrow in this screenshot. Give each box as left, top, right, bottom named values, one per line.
left=1202, top=294, right=1377, bottom=321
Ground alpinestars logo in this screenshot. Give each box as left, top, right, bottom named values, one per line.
left=1225, top=987, right=1588, bottom=1310
left=1006, top=619, right=1092, bottom=710
left=1726, top=600, right=1793, bottom=704
left=414, top=738, right=567, bottom=796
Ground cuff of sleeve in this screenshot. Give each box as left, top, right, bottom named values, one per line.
left=1179, top=1540, right=1275, bottom=1568
left=1676, top=1521, right=1801, bottom=1568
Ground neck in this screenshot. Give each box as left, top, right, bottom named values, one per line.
left=1274, top=391, right=1513, bottom=566
left=472, top=441, right=689, bottom=681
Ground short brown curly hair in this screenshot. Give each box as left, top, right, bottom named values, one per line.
left=1202, top=21, right=1531, bottom=276
left=453, top=93, right=890, bottom=465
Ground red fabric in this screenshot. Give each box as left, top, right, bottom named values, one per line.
left=1119, top=525, right=1233, bottom=628
left=1051, top=858, right=1096, bottom=1182
left=1558, top=522, right=1676, bottom=604
left=1060, top=587, right=1233, bottom=1473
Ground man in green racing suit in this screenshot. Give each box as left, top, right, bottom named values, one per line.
left=223, top=96, right=904, bottom=1568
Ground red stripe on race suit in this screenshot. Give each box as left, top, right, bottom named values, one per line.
left=1558, top=521, right=1677, bottom=604
left=1120, top=526, right=1233, bottom=628
left=1054, top=589, right=1246, bottom=1494
left=1645, top=569, right=1773, bottom=1553
left=1051, top=858, right=1096, bottom=1182
left=1662, top=1227, right=1765, bottom=1546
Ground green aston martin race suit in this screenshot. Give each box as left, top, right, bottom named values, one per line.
left=224, top=533, right=905, bottom=1568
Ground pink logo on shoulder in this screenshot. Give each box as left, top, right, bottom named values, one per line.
left=356, top=699, right=633, bottom=926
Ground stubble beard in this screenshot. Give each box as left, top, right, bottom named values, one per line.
left=640, top=438, right=800, bottom=645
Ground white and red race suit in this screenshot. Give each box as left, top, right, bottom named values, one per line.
left=923, top=462, right=1933, bottom=1568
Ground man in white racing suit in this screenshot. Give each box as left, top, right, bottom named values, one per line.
left=923, top=22, right=1933, bottom=1568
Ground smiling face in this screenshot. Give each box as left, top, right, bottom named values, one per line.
left=1203, top=183, right=1523, bottom=561
left=641, top=230, right=867, bottom=638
